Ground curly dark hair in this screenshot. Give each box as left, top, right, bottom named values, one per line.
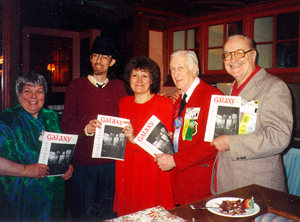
left=124, top=56, right=160, bottom=95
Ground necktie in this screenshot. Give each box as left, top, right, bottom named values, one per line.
left=96, top=83, right=105, bottom=88
left=179, top=94, right=187, bottom=116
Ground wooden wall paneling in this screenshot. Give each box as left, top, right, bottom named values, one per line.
left=1, top=0, right=20, bottom=109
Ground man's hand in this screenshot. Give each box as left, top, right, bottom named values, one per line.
left=85, top=119, right=102, bottom=134
left=211, top=135, right=230, bottom=152
left=62, top=164, right=74, bottom=180
left=154, top=153, right=176, bottom=171
left=171, top=90, right=182, bottom=103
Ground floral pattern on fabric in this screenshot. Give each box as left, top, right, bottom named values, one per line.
left=0, top=104, right=65, bottom=221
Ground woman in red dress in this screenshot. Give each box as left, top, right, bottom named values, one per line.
left=114, top=56, right=175, bottom=216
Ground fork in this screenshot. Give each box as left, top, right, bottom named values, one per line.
left=190, top=204, right=219, bottom=210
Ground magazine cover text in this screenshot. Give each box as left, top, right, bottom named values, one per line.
left=92, top=115, right=129, bottom=160
left=204, top=95, right=241, bottom=142
left=38, top=131, right=78, bottom=176
left=134, top=115, right=174, bottom=157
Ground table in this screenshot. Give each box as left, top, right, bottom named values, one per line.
left=283, top=147, right=300, bottom=196
left=168, top=184, right=300, bottom=221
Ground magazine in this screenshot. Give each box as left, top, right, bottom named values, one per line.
left=92, top=114, right=129, bottom=160
left=38, top=131, right=78, bottom=176
left=134, top=115, right=174, bottom=157
left=204, top=95, right=241, bottom=142
left=239, top=98, right=259, bottom=135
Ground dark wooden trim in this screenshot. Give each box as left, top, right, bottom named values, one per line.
left=1, top=0, right=12, bottom=110
left=131, top=6, right=182, bottom=19
left=167, top=0, right=300, bottom=28
left=202, top=74, right=234, bottom=84
left=22, top=26, right=81, bottom=92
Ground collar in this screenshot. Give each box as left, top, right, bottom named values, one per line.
left=88, top=75, right=109, bottom=88
left=231, top=66, right=260, bottom=96
left=183, top=77, right=200, bottom=102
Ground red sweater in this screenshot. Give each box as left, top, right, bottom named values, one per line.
left=172, top=79, right=223, bottom=205
left=60, top=76, right=127, bottom=166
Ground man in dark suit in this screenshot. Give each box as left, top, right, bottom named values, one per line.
left=211, top=35, right=293, bottom=193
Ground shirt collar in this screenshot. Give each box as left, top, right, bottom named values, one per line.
left=231, top=66, right=260, bottom=96
left=182, top=77, right=200, bottom=102
left=88, top=75, right=109, bottom=88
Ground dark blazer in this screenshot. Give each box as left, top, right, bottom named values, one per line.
left=215, top=68, right=293, bottom=193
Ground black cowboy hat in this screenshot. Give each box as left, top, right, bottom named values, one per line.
left=90, top=36, right=120, bottom=59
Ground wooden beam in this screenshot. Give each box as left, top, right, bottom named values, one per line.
left=191, top=0, right=247, bottom=6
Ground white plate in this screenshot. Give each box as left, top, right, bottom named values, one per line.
left=205, top=197, right=260, bottom=218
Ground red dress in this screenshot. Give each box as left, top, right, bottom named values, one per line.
left=114, top=94, right=175, bottom=216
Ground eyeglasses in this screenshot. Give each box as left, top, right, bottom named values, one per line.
left=22, top=88, right=45, bottom=97
left=222, top=49, right=252, bottom=61
left=91, top=53, right=112, bottom=61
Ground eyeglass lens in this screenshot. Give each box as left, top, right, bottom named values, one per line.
left=223, top=49, right=252, bottom=61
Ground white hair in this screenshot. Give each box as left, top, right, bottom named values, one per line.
left=170, top=50, right=199, bottom=75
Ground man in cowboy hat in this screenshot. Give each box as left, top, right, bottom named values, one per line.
left=61, top=36, right=127, bottom=220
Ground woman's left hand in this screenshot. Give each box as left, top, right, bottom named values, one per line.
left=62, top=164, right=74, bottom=180
left=25, top=163, right=50, bottom=179
left=171, top=89, right=182, bottom=103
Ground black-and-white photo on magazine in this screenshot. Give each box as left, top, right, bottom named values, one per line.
left=134, top=115, right=174, bottom=157
left=47, top=143, right=75, bottom=176
left=101, top=125, right=127, bottom=160
left=38, top=131, right=78, bottom=176
left=204, top=95, right=241, bottom=142
left=214, top=106, right=239, bottom=137
left=92, top=114, right=129, bottom=160
left=146, top=122, right=174, bottom=155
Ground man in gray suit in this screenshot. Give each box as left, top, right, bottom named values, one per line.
left=211, top=35, right=293, bottom=193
